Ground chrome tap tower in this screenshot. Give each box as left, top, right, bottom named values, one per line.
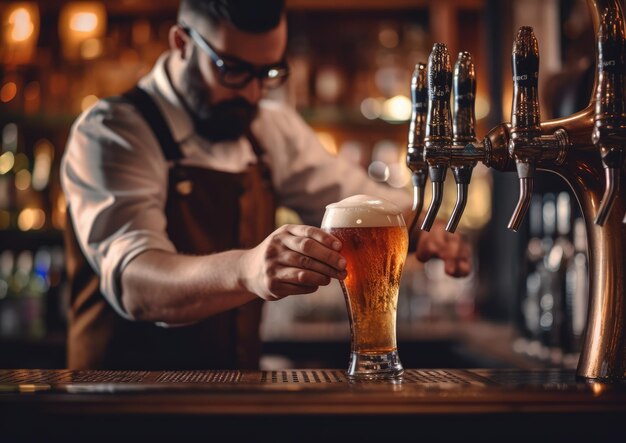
left=407, top=0, right=626, bottom=381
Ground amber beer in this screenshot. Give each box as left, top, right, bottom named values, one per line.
left=322, top=195, right=408, bottom=379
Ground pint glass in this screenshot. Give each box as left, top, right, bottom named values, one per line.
left=321, top=195, right=408, bottom=379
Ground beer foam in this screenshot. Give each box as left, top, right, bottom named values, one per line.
left=321, top=194, right=405, bottom=228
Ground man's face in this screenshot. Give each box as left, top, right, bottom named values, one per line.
left=178, top=17, right=287, bottom=142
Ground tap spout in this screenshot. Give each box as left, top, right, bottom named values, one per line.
left=421, top=165, right=447, bottom=231
left=508, top=163, right=535, bottom=232
left=447, top=165, right=472, bottom=233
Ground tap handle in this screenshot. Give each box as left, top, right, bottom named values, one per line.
left=592, top=7, right=626, bottom=226
left=508, top=26, right=541, bottom=232
left=453, top=51, right=477, bottom=144
left=447, top=51, right=477, bottom=233
left=406, top=63, right=429, bottom=244
left=407, top=63, right=428, bottom=210
left=408, top=63, right=428, bottom=151
left=510, top=27, right=541, bottom=133
left=421, top=43, right=453, bottom=232
left=593, top=6, right=626, bottom=139
left=425, top=43, right=453, bottom=143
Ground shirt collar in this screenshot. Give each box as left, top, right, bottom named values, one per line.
left=138, top=52, right=195, bottom=144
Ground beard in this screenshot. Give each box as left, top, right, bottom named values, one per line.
left=179, top=51, right=258, bottom=143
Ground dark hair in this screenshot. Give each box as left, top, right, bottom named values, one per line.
left=179, top=0, right=285, bottom=33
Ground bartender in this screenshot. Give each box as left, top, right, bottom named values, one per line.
left=61, top=0, right=472, bottom=370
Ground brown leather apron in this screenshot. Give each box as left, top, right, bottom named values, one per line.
left=64, top=87, right=276, bottom=370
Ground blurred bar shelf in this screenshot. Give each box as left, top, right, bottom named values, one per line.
left=0, top=368, right=624, bottom=442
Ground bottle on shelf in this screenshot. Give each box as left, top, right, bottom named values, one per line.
left=0, top=250, right=19, bottom=337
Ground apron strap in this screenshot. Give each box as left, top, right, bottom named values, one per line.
left=122, top=86, right=184, bottom=161
left=123, top=86, right=268, bottom=168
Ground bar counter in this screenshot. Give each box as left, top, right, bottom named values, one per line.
left=1, top=368, right=625, bottom=442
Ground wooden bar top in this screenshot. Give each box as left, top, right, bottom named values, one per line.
left=1, top=368, right=625, bottom=442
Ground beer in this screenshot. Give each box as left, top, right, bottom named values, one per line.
left=322, top=195, right=408, bottom=379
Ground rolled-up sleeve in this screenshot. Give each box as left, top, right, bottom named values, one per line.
left=61, top=99, right=176, bottom=318
left=257, top=103, right=412, bottom=226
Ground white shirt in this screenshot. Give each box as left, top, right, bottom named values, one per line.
left=61, top=53, right=411, bottom=317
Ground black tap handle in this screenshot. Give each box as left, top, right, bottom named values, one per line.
left=407, top=63, right=428, bottom=242
left=425, top=43, right=453, bottom=142
left=453, top=51, right=477, bottom=144
left=408, top=63, right=428, bottom=147
left=511, top=26, right=541, bottom=135
left=508, top=26, right=541, bottom=232
left=421, top=43, right=452, bottom=232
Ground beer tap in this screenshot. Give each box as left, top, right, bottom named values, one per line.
left=447, top=52, right=479, bottom=233
left=417, top=48, right=485, bottom=234
left=406, top=63, right=428, bottom=244
left=592, top=6, right=626, bottom=226
left=507, top=27, right=569, bottom=232
left=405, top=0, right=626, bottom=381
left=421, top=44, right=453, bottom=232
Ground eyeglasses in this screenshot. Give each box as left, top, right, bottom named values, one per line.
left=180, top=23, right=290, bottom=90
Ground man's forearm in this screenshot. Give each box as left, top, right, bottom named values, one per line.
left=120, top=249, right=257, bottom=324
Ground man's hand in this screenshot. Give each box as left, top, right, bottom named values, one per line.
left=415, top=221, right=472, bottom=277
left=239, top=224, right=347, bottom=301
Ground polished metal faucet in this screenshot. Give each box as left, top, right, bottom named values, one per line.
left=406, top=0, right=626, bottom=380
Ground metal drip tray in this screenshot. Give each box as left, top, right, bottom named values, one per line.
left=0, top=368, right=486, bottom=390
left=155, top=370, right=242, bottom=384
left=259, top=369, right=345, bottom=384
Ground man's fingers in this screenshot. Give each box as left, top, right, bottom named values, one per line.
left=444, top=255, right=472, bottom=277
left=284, top=224, right=342, bottom=251
left=271, top=265, right=333, bottom=287
left=268, top=282, right=320, bottom=299
left=278, top=251, right=347, bottom=280
left=282, top=230, right=346, bottom=272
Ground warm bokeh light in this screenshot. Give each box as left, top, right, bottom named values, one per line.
left=0, top=82, right=18, bottom=103
left=32, top=139, right=54, bottom=191
left=8, top=7, right=34, bottom=42
left=59, top=2, right=107, bottom=60
left=53, top=193, right=67, bottom=230
left=70, top=12, right=98, bottom=33
left=15, top=169, right=31, bottom=191
left=0, top=152, right=15, bottom=175
left=81, top=94, right=99, bottom=111
left=381, top=95, right=412, bottom=122
left=80, top=37, right=103, bottom=59
left=315, top=131, right=338, bottom=155
left=18, top=208, right=45, bottom=231
left=2, top=3, right=40, bottom=64
left=475, top=94, right=491, bottom=120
